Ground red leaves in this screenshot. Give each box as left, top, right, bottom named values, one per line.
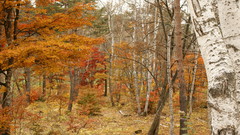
left=79, top=47, right=106, bottom=86
left=0, top=44, right=5, bottom=48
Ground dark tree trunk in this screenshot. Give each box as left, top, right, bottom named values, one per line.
left=1, top=69, right=13, bottom=135
left=42, top=74, right=46, bottom=96
left=24, top=68, right=31, bottom=103
left=68, top=68, right=78, bottom=112
left=104, top=79, right=107, bottom=96
left=73, top=68, right=78, bottom=99
left=148, top=86, right=168, bottom=135
left=0, top=2, right=19, bottom=135
left=68, top=69, right=74, bottom=111
left=174, top=0, right=188, bottom=134
left=148, top=71, right=178, bottom=135
left=109, top=61, right=115, bottom=106
left=2, top=6, right=15, bottom=109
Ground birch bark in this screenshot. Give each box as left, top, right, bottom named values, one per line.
left=187, top=0, right=240, bottom=134
left=107, top=6, right=115, bottom=106
left=133, top=0, right=141, bottom=115
left=189, top=49, right=199, bottom=116
left=143, top=3, right=152, bottom=116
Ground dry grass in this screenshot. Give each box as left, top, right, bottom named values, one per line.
left=11, top=97, right=210, bottom=135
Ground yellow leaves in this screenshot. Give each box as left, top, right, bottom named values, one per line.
left=4, top=0, right=28, bottom=8
left=36, top=0, right=52, bottom=7
left=23, top=57, right=35, bottom=67
left=96, top=63, right=105, bottom=69
left=17, top=2, right=97, bottom=36
left=69, top=2, right=96, bottom=14
left=94, top=73, right=108, bottom=80
left=0, top=86, right=7, bottom=93
left=61, top=34, right=104, bottom=46
left=0, top=33, right=103, bottom=71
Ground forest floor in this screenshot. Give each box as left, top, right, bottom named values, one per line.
left=12, top=97, right=210, bottom=135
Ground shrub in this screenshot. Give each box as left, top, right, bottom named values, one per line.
left=77, top=93, right=101, bottom=116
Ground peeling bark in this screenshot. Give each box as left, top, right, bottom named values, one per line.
left=187, top=0, right=240, bottom=134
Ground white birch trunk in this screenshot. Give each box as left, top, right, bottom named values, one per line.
left=143, top=3, right=152, bottom=115
left=133, top=5, right=141, bottom=115
left=144, top=70, right=151, bottom=115
left=108, top=11, right=115, bottom=106
left=187, top=0, right=240, bottom=134
left=152, top=7, right=159, bottom=76
left=189, top=50, right=199, bottom=116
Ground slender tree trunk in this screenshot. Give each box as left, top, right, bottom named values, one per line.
left=68, top=69, right=74, bottom=111
left=167, top=33, right=174, bottom=135
left=24, top=68, right=31, bottom=103
left=68, top=68, right=78, bottom=112
left=143, top=3, right=153, bottom=116
left=42, top=74, right=46, bottom=96
left=143, top=70, right=151, bottom=115
left=148, top=0, right=175, bottom=134
left=133, top=60, right=141, bottom=115
left=108, top=12, right=115, bottom=106
left=148, top=81, right=168, bottom=135
left=48, top=74, right=55, bottom=95
left=13, top=0, right=20, bottom=41
left=73, top=68, right=78, bottom=99
left=174, top=0, right=188, bottom=134
left=104, top=65, right=107, bottom=96
left=153, top=6, right=159, bottom=76
left=104, top=79, right=107, bottom=96
left=187, top=0, right=240, bottom=134
left=188, top=50, right=199, bottom=117
left=148, top=71, right=178, bottom=135
left=133, top=0, right=141, bottom=115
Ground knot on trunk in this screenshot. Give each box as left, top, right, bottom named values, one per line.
left=209, top=72, right=236, bottom=98
left=217, top=126, right=236, bottom=135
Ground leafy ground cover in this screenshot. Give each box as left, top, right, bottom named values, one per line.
left=10, top=96, right=210, bottom=135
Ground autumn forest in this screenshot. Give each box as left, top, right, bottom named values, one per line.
left=1, top=0, right=239, bottom=135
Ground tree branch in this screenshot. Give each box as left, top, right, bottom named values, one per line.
left=0, top=82, right=7, bottom=87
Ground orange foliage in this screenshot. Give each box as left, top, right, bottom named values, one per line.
left=36, top=0, right=53, bottom=7
left=30, top=89, right=42, bottom=102
left=170, top=52, right=207, bottom=108
left=0, top=2, right=104, bottom=74
left=0, top=108, right=12, bottom=134
left=184, top=53, right=207, bottom=106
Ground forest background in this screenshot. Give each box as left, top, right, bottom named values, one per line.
left=0, top=0, right=210, bottom=134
